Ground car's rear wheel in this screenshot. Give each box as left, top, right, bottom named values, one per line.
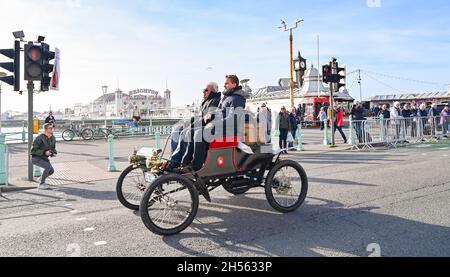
left=265, top=160, right=308, bottom=213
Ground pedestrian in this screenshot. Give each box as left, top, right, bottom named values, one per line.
left=390, top=101, right=404, bottom=140
left=167, top=82, right=221, bottom=172
left=279, top=106, right=291, bottom=154
left=31, top=123, right=57, bottom=190
left=440, top=105, right=449, bottom=138
left=378, top=104, right=390, bottom=119
left=418, top=103, right=429, bottom=137
left=333, top=106, right=348, bottom=144
left=257, top=103, right=272, bottom=144
left=318, top=107, right=328, bottom=131
left=429, top=103, right=439, bottom=137
left=289, top=107, right=298, bottom=148
left=45, top=111, right=56, bottom=127
left=402, top=104, right=413, bottom=137
left=350, top=101, right=366, bottom=143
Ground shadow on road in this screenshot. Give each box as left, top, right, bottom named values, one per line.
left=161, top=193, right=450, bottom=257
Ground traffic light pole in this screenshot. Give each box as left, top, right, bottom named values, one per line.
left=27, top=80, right=34, bottom=181
left=330, top=61, right=336, bottom=148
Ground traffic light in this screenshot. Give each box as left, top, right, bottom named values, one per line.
left=24, top=42, right=43, bottom=81
left=0, top=40, right=20, bottom=91
left=336, top=66, right=346, bottom=91
left=322, top=65, right=332, bottom=84
left=40, top=43, right=55, bottom=91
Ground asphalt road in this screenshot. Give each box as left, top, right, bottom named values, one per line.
left=1, top=139, right=449, bottom=257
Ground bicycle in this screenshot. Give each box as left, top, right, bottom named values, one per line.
left=62, top=124, right=94, bottom=141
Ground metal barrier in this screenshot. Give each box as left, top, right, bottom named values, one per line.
left=350, top=115, right=450, bottom=151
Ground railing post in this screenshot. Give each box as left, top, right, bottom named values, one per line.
left=34, top=165, right=42, bottom=178
left=379, top=115, right=385, bottom=143
left=323, top=120, right=329, bottom=146
left=108, top=134, right=117, bottom=172
left=0, top=134, right=6, bottom=186
left=22, top=120, right=26, bottom=143
left=349, top=117, right=356, bottom=146
left=155, top=132, right=161, bottom=149
left=296, top=124, right=304, bottom=151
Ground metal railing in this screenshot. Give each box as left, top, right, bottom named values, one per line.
left=349, top=115, right=450, bottom=151
left=0, top=118, right=176, bottom=144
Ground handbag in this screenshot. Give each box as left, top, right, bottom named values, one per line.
left=287, top=132, right=294, bottom=143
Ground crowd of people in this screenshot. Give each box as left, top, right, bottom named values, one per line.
left=370, top=101, right=449, bottom=138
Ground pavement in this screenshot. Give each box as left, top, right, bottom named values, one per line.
left=0, top=130, right=449, bottom=257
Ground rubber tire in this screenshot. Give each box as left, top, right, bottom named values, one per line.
left=140, top=174, right=199, bottom=236
left=62, top=129, right=75, bottom=141
left=265, top=160, right=308, bottom=213
left=81, top=128, right=94, bottom=140
left=223, top=182, right=251, bottom=195
left=116, top=165, right=147, bottom=211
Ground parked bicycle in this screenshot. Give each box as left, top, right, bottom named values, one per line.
left=62, top=124, right=94, bottom=141
left=91, top=126, right=110, bottom=140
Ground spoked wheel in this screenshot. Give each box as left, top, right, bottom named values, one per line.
left=81, top=128, right=94, bottom=140
left=116, top=165, right=148, bottom=211
left=265, top=160, right=308, bottom=213
left=62, top=129, right=75, bottom=141
left=140, top=174, right=199, bottom=236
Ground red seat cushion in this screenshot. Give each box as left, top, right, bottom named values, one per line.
left=210, top=136, right=240, bottom=149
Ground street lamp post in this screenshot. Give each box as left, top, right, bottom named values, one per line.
left=279, top=19, right=304, bottom=110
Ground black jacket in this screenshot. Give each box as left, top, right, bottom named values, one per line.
left=279, top=112, right=291, bottom=130
left=402, top=109, right=412, bottom=118
left=201, top=92, right=221, bottom=116
left=378, top=109, right=390, bottom=119
left=31, top=134, right=57, bottom=161
left=192, top=92, right=221, bottom=127
left=211, top=86, right=248, bottom=135
left=351, top=106, right=365, bottom=121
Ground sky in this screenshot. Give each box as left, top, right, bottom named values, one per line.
left=0, top=0, right=449, bottom=112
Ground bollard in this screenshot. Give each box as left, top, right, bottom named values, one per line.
left=155, top=132, right=161, bottom=149
left=379, top=115, right=385, bottom=143
left=349, top=117, right=356, bottom=146
left=22, top=121, right=26, bottom=143
left=323, top=121, right=329, bottom=145
left=107, top=134, right=117, bottom=172
left=0, top=134, right=6, bottom=186
left=34, top=165, right=42, bottom=178
left=296, top=124, right=304, bottom=151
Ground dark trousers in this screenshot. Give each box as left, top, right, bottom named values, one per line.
left=32, top=156, right=54, bottom=185
left=167, top=128, right=189, bottom=171
left=279, top=128, right=288, bottom=150
left=182, top=128, right=209, bottom=171
left=334, top=124, right=347, bottom=142
left=353, top=121, right=364, bottom=143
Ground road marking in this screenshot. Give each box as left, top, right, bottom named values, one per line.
left=439, top=148, right=449, bottom=150
left=443, top=155, right=449, bottom=157
left=76, top=217, right=87, bottom=221
left=94, top=241, right=107, bottom=246
left=70, top=210, right=79, bottom=213
left=84, top=227, right=95, bottom=232
left=64, top=203, right=73, bottom=206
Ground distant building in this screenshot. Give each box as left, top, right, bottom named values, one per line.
left=73, top=88, right=172, bottom=119
left=365, top=91, right=450, bottom=107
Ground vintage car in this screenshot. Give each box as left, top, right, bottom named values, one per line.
left=116, top=136, right=308, bottom=236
